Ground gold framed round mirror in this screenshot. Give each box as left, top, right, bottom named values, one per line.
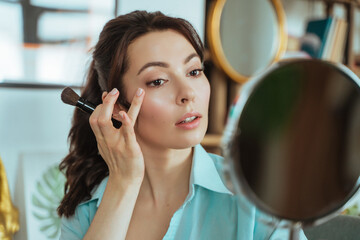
left=207, top=0, right=288, bottom=83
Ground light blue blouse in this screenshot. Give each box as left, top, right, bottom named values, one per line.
left=60, top=144, right=307, bottom=239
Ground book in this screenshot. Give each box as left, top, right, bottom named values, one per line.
left=328, top=19, right=348, bottom=62
left=320, top=17, right=338, bottom=60
left=301, top=17, right=348, bottom=63
left=301, top=18, right=334, bottom=58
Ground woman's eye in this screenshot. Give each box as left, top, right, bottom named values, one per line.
left=188, top=68, right=204, bottom=77
left=147, top=79, right=166, bottom=87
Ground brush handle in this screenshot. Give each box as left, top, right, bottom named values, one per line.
left=76, top=97, right=95, bottom=114
left=76, top=98, right=122, bottom=129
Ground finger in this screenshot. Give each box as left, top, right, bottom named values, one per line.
left=98, top=88, right=120, bottom=136
left=127, top=88, right=145, bottom=126
left=119, top=111, right=137, bottom=144
left=102, top=91, right=108, bottom=101
left=89, top=104, right=105, bottom=140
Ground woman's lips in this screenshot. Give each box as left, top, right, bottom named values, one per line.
left=175, top=112, right=202, bottom=130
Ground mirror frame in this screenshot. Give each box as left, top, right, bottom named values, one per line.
left=207, top=0, right=288, bottom=83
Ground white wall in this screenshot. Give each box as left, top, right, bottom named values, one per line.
left=0, top=88, right=74, bottom=240
left=0, top=88, right=73, bottom=198
left=118, top=0, right=206, bottom=41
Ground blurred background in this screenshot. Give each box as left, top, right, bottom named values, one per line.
left=0, top=0, right=359, bottom=239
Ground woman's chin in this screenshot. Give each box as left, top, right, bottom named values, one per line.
left=172, top=132, right=206, bottom=149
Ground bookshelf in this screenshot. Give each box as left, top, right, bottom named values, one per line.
left=202, top=0, right=288, bottom=155
left=200, top=49, right=231, bottom=155
left=308, top=0, right=360, bottom=67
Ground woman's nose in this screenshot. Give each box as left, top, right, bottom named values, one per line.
left=176, top=81, right=196, bottom=105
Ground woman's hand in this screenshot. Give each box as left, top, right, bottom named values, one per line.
left=89, top=87, right=145, bottom=185
left=84, top=88, right=145, bottom=240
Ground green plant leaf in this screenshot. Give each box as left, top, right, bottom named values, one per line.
left=36, top=181, right=58, bottom=205
left=32, top=163, right=66, bottom=239
left=32, top=211, right=50, bottom=220
left=32, top=195, right=53, bottom=211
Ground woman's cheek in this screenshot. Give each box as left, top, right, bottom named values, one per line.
left=138, top=92, right=172, bottom=124
left=199, top=80, right=211, bottom=107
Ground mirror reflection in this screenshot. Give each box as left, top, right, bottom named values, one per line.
left=226, top=59, right=360, bottom=223
left=220, top=0, right=279, bottom=77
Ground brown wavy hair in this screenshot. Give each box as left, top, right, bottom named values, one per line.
left=57, top=10, right=204, bottom=217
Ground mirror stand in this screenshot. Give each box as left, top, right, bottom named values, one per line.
left=289, top=222, right=301, bottom=240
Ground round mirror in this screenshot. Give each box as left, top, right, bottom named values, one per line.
left=223, top=59, right=360, bottom=226
left=207, top=0, right=287, bottom=83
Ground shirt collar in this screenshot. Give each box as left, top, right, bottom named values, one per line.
left=191, top=144, right=233, bottom=195
left=87, top=144, right=232, bottom=207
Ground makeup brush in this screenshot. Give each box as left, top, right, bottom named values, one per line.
left=61, top=87, right=122, bottom=128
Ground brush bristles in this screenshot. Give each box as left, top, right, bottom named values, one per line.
left=61, top=87, right=79, bottom=106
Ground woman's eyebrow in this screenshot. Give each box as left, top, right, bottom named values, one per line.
left=183, top=53, right=199, bottom=64
left=137, top=53, right=200, bottom=76
left=137, top=62, right=169, bottom=75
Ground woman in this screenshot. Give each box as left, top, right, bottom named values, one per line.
left=58, top=10, right=307, bottom=240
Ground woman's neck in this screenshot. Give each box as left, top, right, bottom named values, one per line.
left=137, top=144, right=193, bottom=206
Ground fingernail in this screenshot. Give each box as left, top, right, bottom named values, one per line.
left=109, top=88, right=118, bottom=95
left=136, top=88, right=143, bottom=97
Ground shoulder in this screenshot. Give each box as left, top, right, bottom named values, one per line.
left=89, top=177, right=108, bottom=205
left=60, top=178, right=107, bottom=239
left=60, top=199, right=98, bottom=240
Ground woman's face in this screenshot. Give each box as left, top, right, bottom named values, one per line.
left=122, top=30, right=210, bottom=149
